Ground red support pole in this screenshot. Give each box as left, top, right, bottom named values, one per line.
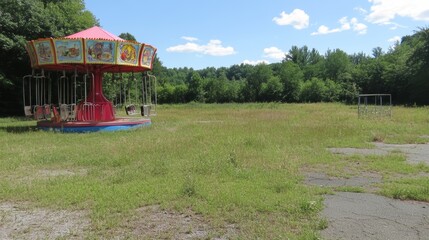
left=77, top=69, right=114, bottom=121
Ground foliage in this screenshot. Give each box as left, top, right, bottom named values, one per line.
left=118, top=32, right=136, bottom=41
left=300, top=78, right=328, bottom=102
left=0, top=0, right=98, bottom=116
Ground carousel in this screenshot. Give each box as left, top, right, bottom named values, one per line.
left=23, top=26, right=157, bottom=133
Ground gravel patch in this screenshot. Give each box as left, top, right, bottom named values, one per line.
left=0, top=202, right=90, bottom=239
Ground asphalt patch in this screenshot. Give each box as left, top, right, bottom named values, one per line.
left=319, top=141, right=429, bottom=239
left=305, top=172, right=381, bottom=188
left=321, top=192, right=429, bottom=240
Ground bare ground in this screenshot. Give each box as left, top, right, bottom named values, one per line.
left=0, top=202, right=90, bottom=239
left=312, top=140, right=429, bottom=240
left=112, top=205, right=237, bottom=239
left=0, top=202, right=237, bottom=239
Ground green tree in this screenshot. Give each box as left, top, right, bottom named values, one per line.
left=0, top=0, right=98, bottom=116
left=407, top=27, right=429, bottom=104
left=372, top=47, right=384, bottom=58
left=187, top=72, right=205, bottom=102
left=243, top=63, right=272, bottom=102
left=300, top=78, right=327, bottom=102
left=205, top=73, right=228, bottom=103
left=324, top=49, right=351, bottom=82
left=260, top=76, right=283, bottom=102
left=279, top=61, right=303, bottom=102
left=118, top=32, right=137, bottom=41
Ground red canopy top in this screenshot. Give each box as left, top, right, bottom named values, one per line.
left=65, top=26, right=124, bottom=41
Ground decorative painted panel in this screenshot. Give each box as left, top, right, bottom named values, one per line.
left=140, top=45, right=156, bottom=68
left=54, top=39, right=84, bottom=64
left=34, top=39, right=55, bottom=65
left=117, top=42, right=141, bottom=66
left=85, top=40, right=116, bottom=64
left=25, top=42, right=37, bottom=68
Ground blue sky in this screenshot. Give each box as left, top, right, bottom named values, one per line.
left=85, top=0, right=429, bottom=70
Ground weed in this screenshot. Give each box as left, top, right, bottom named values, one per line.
left=1, top=103, right=429, bottom=238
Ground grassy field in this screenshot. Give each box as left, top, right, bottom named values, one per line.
left=1, top=103, right=428, bottom=239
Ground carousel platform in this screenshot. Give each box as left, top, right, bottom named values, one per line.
left=37, top=117, right=151, bottom=133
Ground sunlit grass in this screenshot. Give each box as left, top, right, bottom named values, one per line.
left=0, top=103, right=428, bottom=238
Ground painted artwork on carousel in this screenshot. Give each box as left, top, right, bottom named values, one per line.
left=141, top=45, right=156, bottom=68
left=54, top=39, right=83, bottom=64
left=25, top=42, right=38, bottom=68
left=85, top=40, right=116, bottom=64
left=34, top=39, right=55, bottom=65
left=117, top=42, right=140, bottom=66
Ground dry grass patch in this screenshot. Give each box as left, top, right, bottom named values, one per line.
left=0, top=202, right=90, bottom=239
left=110, top=205, right=238, bottom=239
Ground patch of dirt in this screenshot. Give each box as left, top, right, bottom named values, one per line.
left=0, top=202, right=90, bottom=239
left=37, top=169, right=88, bottom=178
left=328, top=142, right=429, bottom=165
left=305, top=172, right=382, bottom=192
left=195, top=120, right=224, bottom=124
left=112, top=205, right=238, bottom=239
left=1, top=168, right=88, bottom=185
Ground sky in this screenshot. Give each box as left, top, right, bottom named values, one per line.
left=84, top=0, right=429, bottom=70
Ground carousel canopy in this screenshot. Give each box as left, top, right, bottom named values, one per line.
left=65, top=26, right=124, bottom=41
left=25, top=26, right=156, bottom=73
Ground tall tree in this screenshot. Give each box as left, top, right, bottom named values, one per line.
left=118, top=32, right=137, bottom=41
left=243, top=63, right=272, bottom=102
left=407, top=27, right=429, bottom=104
left=0, top=0, right=98, bottom=116
left=279, top=61, right=303, bottom=102
left=372, top=47, right=384, bottom=58
left=324, top=49, right=351, bottom=82
left=186, top=72, right=205, bottom=102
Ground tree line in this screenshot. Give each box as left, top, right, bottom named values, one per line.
left=1, top=0, right=428, bottom=116
left=151, top=29, right=429, bottom=105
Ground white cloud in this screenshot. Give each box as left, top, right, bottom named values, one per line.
left=181, top=36, right=198, bottom=42
left=351, top=18, right=368, bottom=34
left=242, top=59, right=270, bottom=65
left=366, top=0, right=429, bottom=25
left=311, top=25, right=339, bottom=35
left=204, top=40, right=236, bottom=56
left=355, top=7, right=368, bottom=15
left=273, top=9, right=310, bottom=29
left=167, top=39, right=236, bottom=56
left=339, top=17, right=351, bottom=30
left=263, top=47, right=286, bottom=60
left=311, top=17, right=367, bottom=35
left=388, top=36, right=401, bottom=43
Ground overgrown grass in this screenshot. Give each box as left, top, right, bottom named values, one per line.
left=0, top=103, right=428, bottom=239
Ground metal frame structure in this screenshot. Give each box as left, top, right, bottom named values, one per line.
left=358, top=94, right=392, bottom=118
left=141, top=73, right=157, bottom=116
